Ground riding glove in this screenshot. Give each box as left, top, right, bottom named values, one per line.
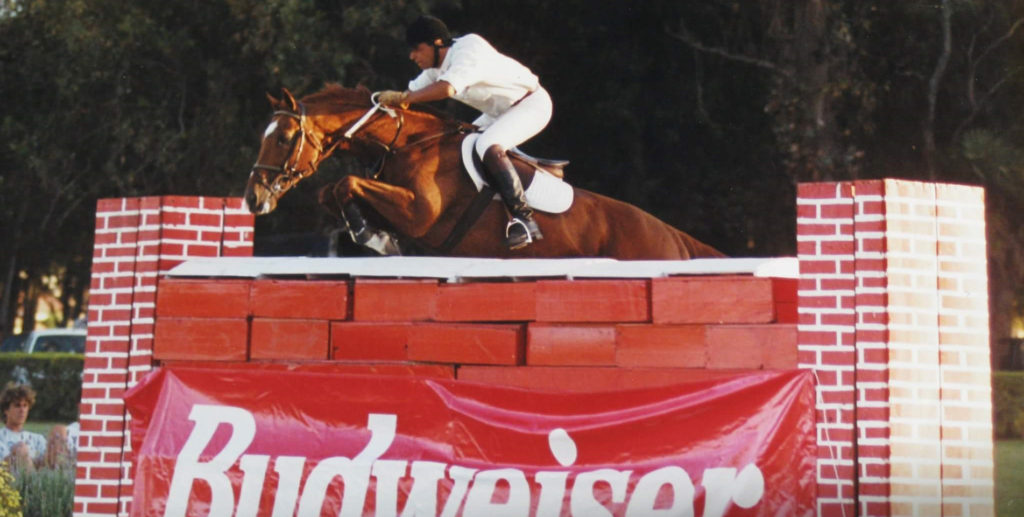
left=378, top=90, right=409, bottom=109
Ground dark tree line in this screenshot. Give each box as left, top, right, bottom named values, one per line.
left=1, top=0, right=1022, bottom=365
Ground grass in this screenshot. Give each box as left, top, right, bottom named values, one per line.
left=998, top=440, right=1024, bottom=517
left=23, top=421, right=58, bottom=436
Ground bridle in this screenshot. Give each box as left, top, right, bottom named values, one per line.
left=250, top=92, right=466, bottom=194
left=250, top=101, right=336, bottom=195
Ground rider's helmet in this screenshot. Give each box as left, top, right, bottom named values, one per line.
left=406, top=15, right=453, bottom=48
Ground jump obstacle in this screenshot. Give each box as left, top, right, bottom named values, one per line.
left=72, top=180, right=994, bottom=517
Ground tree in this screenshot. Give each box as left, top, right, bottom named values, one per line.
left=0, top=0, right=458, bottom=335
left=1, top=0, right=1022, bottom=366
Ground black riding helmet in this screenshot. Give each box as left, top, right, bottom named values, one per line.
left=406, top=15, right=453, bottom=49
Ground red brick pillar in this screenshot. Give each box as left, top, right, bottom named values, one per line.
left=797, top=180, right=994, bottom=517
left=74, top=197, right=253, bottom=516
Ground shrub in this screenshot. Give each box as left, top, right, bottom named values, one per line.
left=12, top=467, right=73, bottom=517
left=0, top=462, right=22, bottom=516
left=0, top=354, right=83, bottom=422
left=993, top=370, right=1024, bottom=439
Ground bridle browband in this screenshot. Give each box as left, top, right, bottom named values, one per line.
left=250, top=92, right=466, bottom=194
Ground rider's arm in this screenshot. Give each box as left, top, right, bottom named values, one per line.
left=404, top=80, right=455, bottom=105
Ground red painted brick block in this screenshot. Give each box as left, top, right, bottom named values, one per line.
left=433, top=282, right=536, bottom=321
left=526, top=324, right=616, bottom=366
left=156, top=278, right=251, bottom=318
left=772, top=278, right=797, bottom=302
left=165, top=359, right=455, bottom=379
left=353, top=279, right=438, bottom=321
left=154, top=317, right=248, bottom=361
left=250, top=318, right=329, bottom=360
left=652, top=276, right=775, bottom=324
left=331, top=322, right=410, bottom=361
left=773, top=278, right=798, bottom=324
left=458, top=366, right=748, bottom=392
left=251, top=279, right=350, bottom=320
left=616, top=324, right=706, bottom=367
left=536, top=279, right=649, bottom=322
left=762, top=328, right=800, bottom=370
left=705, top=324, right=798, bottom=369
left=408, top=323, right=524, bottom=365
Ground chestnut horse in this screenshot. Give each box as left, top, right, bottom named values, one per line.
left=245, top=84, right=723, bottom=259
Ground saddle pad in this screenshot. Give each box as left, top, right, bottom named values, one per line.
left=461, top=133, right=573, bottom=214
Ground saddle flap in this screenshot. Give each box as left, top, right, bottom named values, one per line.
left=461, top=134, right=573, bottom=214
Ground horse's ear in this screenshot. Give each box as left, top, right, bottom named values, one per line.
left=266, top=92, right=283, bottom=109
left=281, top=88, right=299, bottom=111
left=355, top=83, right=371, bottom=94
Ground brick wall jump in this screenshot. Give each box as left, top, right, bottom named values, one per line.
left=73, top=178, right=995, bottom=517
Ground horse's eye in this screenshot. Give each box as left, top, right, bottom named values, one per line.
left=278, top=134, right=290, bottom=146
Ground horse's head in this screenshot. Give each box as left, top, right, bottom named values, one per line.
left=245, top=88, right=326, bottom=214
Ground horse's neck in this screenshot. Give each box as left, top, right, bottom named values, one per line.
left=311, top=105, right=449, bottom=137
left=382, top=130, right=471, bottom=195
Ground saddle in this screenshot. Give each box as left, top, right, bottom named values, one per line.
left=509, top=148, right=568, bottom=179
left=461, top=134, right=573, bottom=214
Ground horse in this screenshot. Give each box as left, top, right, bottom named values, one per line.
left=245, top=84, right=724, bottom=260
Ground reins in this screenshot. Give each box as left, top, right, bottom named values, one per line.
left=342, top=94, right=468, bottom=179
left=254, top=93, right=464, bottom=184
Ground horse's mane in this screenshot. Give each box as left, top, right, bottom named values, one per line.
left=305, top=83, right=470, bottom=131
left=303, top=83, right=369, bottom=106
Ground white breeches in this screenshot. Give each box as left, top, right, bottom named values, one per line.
left=473, top=87, right=552, bottom=157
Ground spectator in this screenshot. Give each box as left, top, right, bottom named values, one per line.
left=0, top=383, right=70, bottom=470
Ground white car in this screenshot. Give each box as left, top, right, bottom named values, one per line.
left=15, top=329, right=86, bottom=354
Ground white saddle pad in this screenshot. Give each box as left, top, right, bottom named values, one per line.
left=461, top=133, right=573, bottom=214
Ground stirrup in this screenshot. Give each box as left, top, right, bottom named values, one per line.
left=505, top=217, right=541, bottom=250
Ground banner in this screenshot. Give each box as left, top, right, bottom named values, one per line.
left=125, top=367, right=815, bottom=517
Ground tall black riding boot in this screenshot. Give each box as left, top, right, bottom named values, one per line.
left=481, top=145, right=543, bottom=249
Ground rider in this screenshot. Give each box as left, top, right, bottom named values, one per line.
left=378, top=15, right=552, bottom=250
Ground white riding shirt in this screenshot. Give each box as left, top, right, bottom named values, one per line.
left=408, top=34, right=540, bottom=120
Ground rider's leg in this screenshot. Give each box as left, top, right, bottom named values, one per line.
left=474, top=88, right=552, bottom=249
left=480, top=145, right=542, bottom=249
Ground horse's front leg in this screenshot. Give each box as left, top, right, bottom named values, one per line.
left=325, top=175, right=441, bottom=238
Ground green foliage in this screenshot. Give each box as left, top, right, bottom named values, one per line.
left=2, top=0, right=1024, bottom=343
left=0, top=355, right=82, bottom=423
left=994, top=371, right=1024, bottom=439
left=11, top=467, right=73, bottom=517
left=0, top=462, right=22, bottom=517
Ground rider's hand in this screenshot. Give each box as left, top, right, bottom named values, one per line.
left=378, top=90, right=409, bottom=109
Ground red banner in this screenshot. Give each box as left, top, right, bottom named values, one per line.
left=125, top=367, right=815, bottom=517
